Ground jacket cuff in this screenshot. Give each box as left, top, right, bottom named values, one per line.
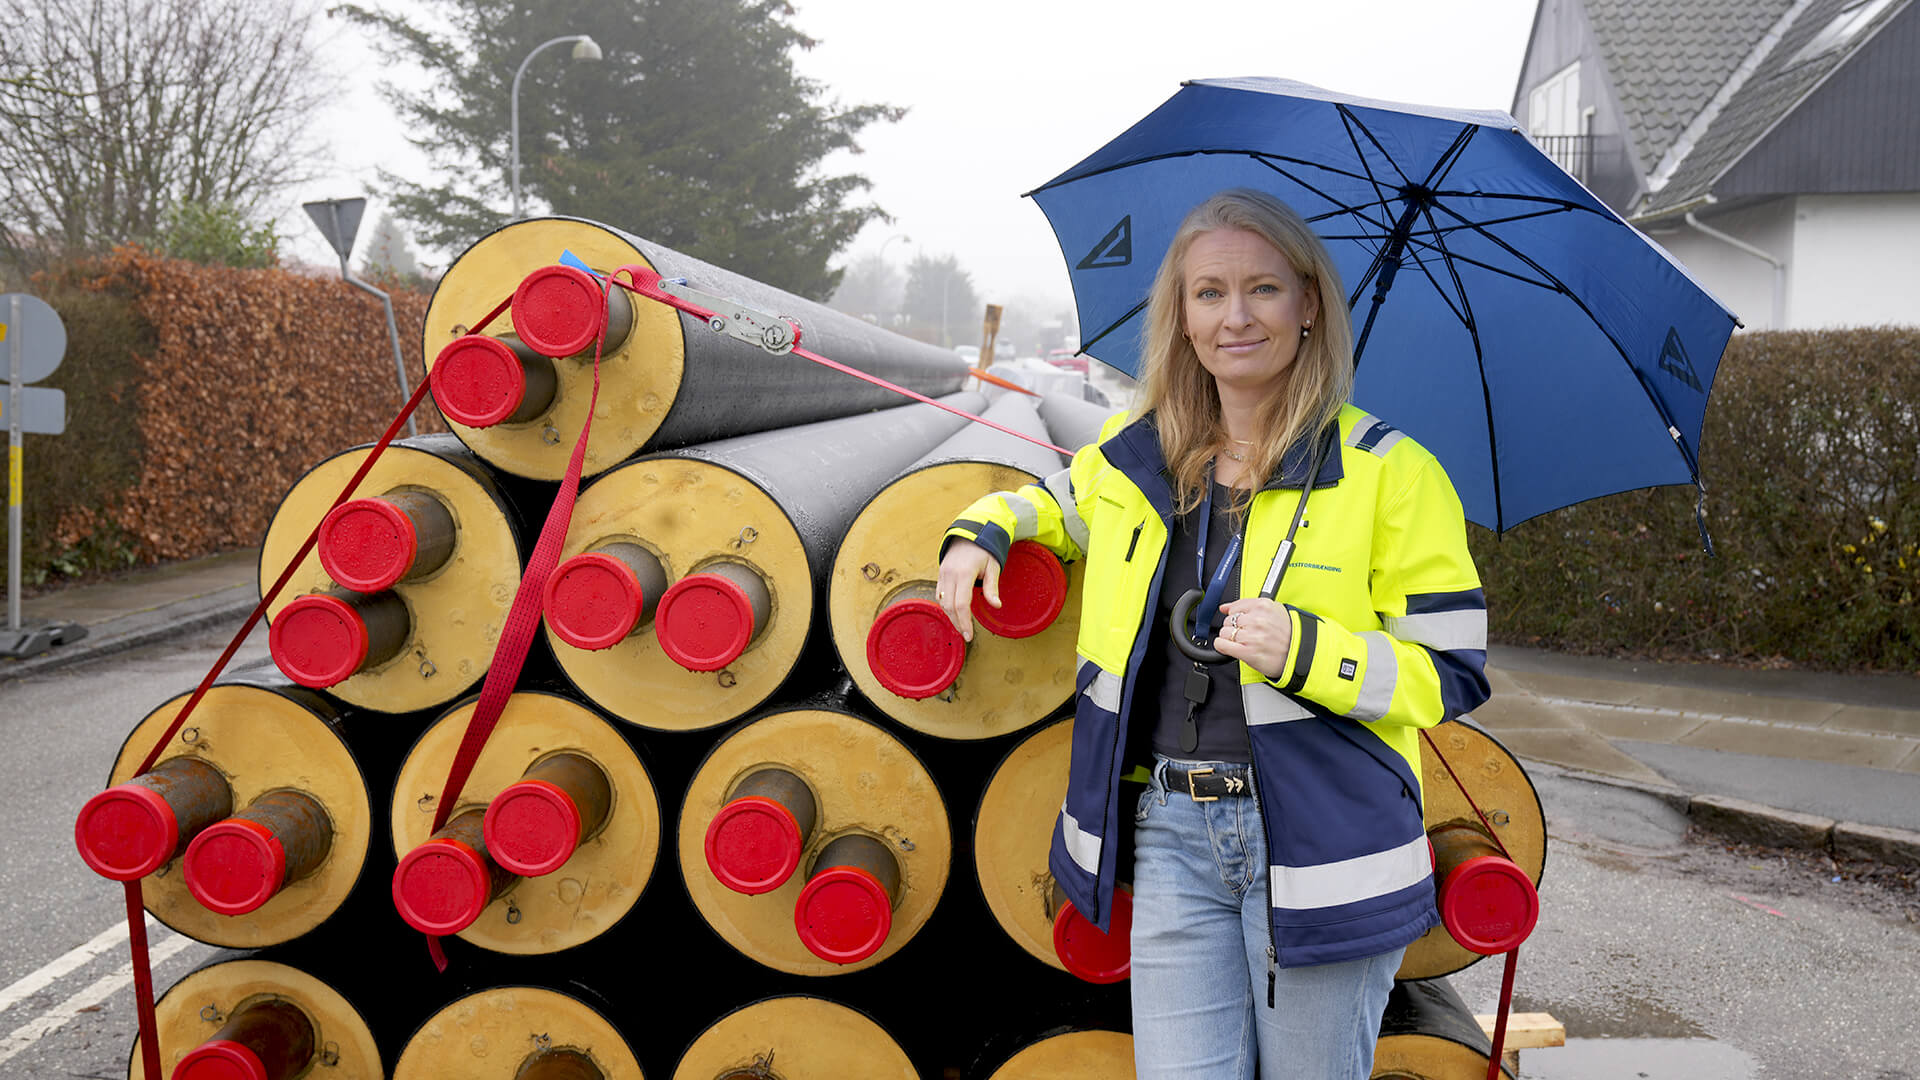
left=942, top=519, right=1011, bottom=566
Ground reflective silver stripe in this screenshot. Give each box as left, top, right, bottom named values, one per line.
left=1001, top=492, right=1041, bottom=539
left=1042, top=468, right=1090, bottom=555
left=1384, top=608, right=1488, bottom=651
left=1084, top=664, right=1123, bottom=714
left=1060, top=803, right=1102, bottom=874
left=1347, top=632, right=1398, bottom=722
left=1343, top=412, right=1382, bottom=446
left=1369, top=427, right=1406, bottom=456
left=1244, top=682, right=1314, bottom=725
left=1269, top=833, right=1431, bottom=911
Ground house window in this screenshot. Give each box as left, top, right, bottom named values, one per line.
left=1527, top=62, right=1590, bottom=180
left=1789, top=0, right=1895, bottom=65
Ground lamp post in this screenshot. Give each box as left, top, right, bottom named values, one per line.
left=511, top=34, right=603, bottom=219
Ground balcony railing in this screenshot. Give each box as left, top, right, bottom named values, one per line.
left=1530, top=133, right=1595, bottom=183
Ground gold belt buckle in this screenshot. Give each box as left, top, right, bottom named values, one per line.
left=1186, top=766, right=1218, bottom=803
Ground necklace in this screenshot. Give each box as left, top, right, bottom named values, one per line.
left=1219, top=445, right=1247, bottom=462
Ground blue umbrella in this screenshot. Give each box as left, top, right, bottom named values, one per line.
left=1029, top=77, right=1737, bottom=535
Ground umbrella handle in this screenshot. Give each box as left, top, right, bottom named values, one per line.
left=1169, top=588, right=1231, bottom=665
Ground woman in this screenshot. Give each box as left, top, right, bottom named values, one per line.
left=936, top=189, right=1490, bottom=1079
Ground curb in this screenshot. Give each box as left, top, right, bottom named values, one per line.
left=1516, top=757, right=1920, bottom=870
left=0, top=590, right=258, bottom=682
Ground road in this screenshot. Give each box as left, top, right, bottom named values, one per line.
left=1, top=625, right=1915, bottom=1078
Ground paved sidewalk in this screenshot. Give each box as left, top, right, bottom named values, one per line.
left=5, top=550, right=1918, bottom=861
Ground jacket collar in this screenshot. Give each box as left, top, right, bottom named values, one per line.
left=1103, top=413, right=1344, bottom=521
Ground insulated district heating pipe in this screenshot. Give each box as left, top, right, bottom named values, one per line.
left=679, top=707, right=949, bottom=974
left=672, top=996, right=916, bottom=1080
left=1373, top=977, right=1517, bottom=1079
left=423, top=216, right=971, bottom=480
left=830, top=392, right=1080, bottom=738
left=77, top=673, right=371, bottom=949
left=130, top=958, right=381, bottom=1080
left=388, top=690, right=658, bottom=953
left=394, top=986, right=642, bottom=1080
left=1036, top=391, right=1119, bottom=456
left=258, top=433, right=526, bottom=715
left=984, top=1029, right=1136, bottom=1079
left=541, top=393, right=982, bottom=732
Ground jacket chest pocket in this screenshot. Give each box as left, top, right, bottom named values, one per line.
left=1080, top=498, right=1159, bottom=666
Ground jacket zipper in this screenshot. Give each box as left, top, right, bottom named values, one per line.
left=1124, top=521, right=1143, bottom=561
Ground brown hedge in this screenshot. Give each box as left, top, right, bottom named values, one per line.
left=1, top=249, right=446, bottom=580
left=1471, top=326, right=1920, bottom=673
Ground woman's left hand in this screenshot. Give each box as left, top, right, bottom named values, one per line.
left=1213, top=598, right=1293, bottom=680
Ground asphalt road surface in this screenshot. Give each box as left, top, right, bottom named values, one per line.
left=2, top=625, right=1915, bottom=1078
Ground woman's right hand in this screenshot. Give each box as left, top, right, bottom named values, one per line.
left=936, top=540, right=1001, bottom=643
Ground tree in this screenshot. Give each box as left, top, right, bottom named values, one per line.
left=340, top=0, right=902, bottom=301
left=0, top=0, right=334, bottom=268
left=902, top=254, right=980, bottom=348
left=155, top=201, right=280, bottom=269
left=358, top=211, right=430, bottom=287
left=829, top=253, right=906, bottom=323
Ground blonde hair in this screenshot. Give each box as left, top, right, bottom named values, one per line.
left=1133, top=189, right=1354, bottom=522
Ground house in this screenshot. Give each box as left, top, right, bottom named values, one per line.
left=1512, top=0, right=1919, bottom=328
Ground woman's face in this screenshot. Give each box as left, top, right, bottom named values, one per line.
left=1181, top=228, right=1320, bottom=400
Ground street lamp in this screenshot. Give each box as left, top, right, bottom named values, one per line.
left=511, top=34, right=603, bottom=219
left=879, top=233, right=911, bottom=263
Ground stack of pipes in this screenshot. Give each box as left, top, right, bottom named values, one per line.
left=74, top=216, right=1543, bottom=1080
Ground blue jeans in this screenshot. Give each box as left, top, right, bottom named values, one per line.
left=1130, top=756, right=1402, bottom=1080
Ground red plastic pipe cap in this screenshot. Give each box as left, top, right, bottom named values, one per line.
left=392, top=838, right=492, bottom=936
left=704, top=796, right=805, bottom=895
left=865, top=599, right=965, bottom=699
left=432, top=335, right=527, bottom=428
left=318, top=498, right=417, bottom=593
left=973, top=540, right=1068, bottom=639
left=543, top=553, right=644, bottom=651
left=1053, top=890, right=1132, bottom=984
left=173, top=1039, right=270, bottom=1080
left=1439, top=854, right=1540, bottom=955
left=183, top=818, right=287, bottom=916
left=655, top=573, right=755, bottom=672
left=483, top=780, right=584, bottom=878
left=269, top=594, right=369, bottom=689
left=512, top=264, right=606, bottom=358
left=74, top=784, right=180, bottom=881
left=794, top=865, right=893, bottom=964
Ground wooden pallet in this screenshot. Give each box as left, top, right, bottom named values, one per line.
left=1475, top=1013, right=1566, bottom=1076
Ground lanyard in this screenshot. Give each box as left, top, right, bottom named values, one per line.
left=1188, top=469, right=1243, bottom=645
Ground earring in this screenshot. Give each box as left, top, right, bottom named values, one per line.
left=1300, top=322, right=1311, bottom=340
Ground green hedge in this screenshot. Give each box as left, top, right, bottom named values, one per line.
left=1472, top=327, right=1919, bottom=673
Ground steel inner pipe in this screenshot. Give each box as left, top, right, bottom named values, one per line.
left=423, top=217, right=971, bottom=481
left=547, top=394, right=980, bottom=731
left=794, top=833, right=902, bottom=965
left=390, top=690, right=659, bottom=955
left=259, top=433, right=526, bottom=714
left=75, top=756, right=232, bottom=882
left=704, top=767, right=819, bottom=895
left=317, top=488, right=458, bottom=593
left=1428, top=823, right=1540, bottom=957
left=830, top=393, right=1081, bottom=739
left=131, top=958, right=381, bottom=1080
left=431, top=332, right=560, bottom=429
left=543, top=541, right=669, bottom=651
left=1374, top=977, right=1516, bottom=1079
left=170, top=998, right=314, bottom=1080
left=99, top=674, right=370, bottom=949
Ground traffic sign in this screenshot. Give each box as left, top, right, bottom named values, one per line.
left=0, top=293, right=67, bottom=383
left=303, top=198, right=367, bottom=263
left=0, top=386, right=65, bottom=435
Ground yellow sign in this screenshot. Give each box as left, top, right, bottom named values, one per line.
left=8, top=446, right=19, bottom=507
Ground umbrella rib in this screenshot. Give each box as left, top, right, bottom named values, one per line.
left=1253, top=159, right=1394, bottom=233
left=1430, top=189, right=1617, bottom=221
left=1428, top=200, right=1700, bottom=477
left=1025, top=148, right=1379, bottom=198
left=1316, top=205, right=1576, bottom=242
left=1398, top=238, right=1473, bottom=333
left=1077, top=297, right=1150, bottom=357
left=1416, top=203, right=1506, bottom=532
left=1338, top=105, right=1414, bottom=189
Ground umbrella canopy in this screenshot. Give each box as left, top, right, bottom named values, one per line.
left=1029, top=77, right=1738, bottom=533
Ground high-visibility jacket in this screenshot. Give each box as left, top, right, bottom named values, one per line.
left=944, top=404, right=1490, bottom=967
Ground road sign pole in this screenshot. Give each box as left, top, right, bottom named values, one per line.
left=8, top=293, right=22, bottom=632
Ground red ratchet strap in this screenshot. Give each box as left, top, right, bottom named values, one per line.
left=968, top=365, right=1043, bottom=398
left=114, top=293, right=513, bottom=1080
left=608, top=265, right=1071, bottom=457
left=1421, top=728, right=1522, bottom=1080
left=419, top=290, right=609, bottom=970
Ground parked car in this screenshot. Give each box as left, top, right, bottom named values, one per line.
left=1045, top=349, right=1089, bottom=375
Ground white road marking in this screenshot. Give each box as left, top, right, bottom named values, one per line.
left=0, top=917, right=157, bottom=1016
left=0, top=932, right=198, bottom=1067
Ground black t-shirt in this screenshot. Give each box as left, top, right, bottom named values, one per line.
left=1139, top=480, right=1251, bottom=763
